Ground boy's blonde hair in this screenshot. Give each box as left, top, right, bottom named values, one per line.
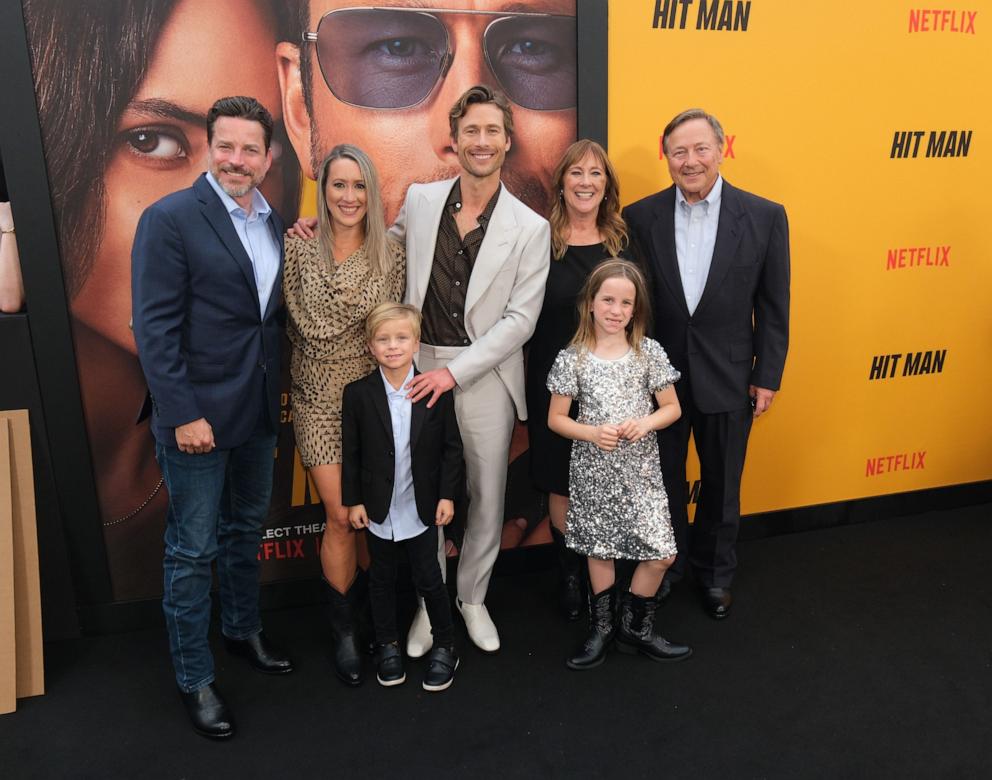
left=365, top=302, right=422, bottom=343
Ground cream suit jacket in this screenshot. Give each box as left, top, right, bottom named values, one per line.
left=390, top=178, right=550, bottom=421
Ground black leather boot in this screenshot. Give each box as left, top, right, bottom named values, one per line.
left=566, top=586, right=615, bottom=670
left=551, top=526, right=584, bottom=621
left=616, top=591, right=692, bottom=662
left=324, top=575, right=365, bottom=686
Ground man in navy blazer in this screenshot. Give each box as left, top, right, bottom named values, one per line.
left=624, top=109, right=790, bottom=620
left=132, top=96, right=293, bottom=740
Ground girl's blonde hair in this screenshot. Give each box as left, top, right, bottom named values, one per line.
left=316, top=144, right=394, bottom=278
left=569, top=259, right=651, bottom=354
left=549, top=139, right=628, bottom=261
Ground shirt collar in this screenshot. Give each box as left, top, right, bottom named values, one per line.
left=676, top=174, right=723, bottom=211
left=380, top=364, right=415, bottom=397
left=205, top=171, right=271, bottom=219
left=446, top=178, right=501, bottom=229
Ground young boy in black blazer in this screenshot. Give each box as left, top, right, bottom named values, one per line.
left=342, top=303, right=463, bottom=691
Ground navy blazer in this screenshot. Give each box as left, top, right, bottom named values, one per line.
left=624, top=180, right=790, bottom=414
left=131, top=173, right=285, bottom=449
left=341, top=367, right=464, bottom=526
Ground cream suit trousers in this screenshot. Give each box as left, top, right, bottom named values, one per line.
left=417, top=342, right=515, bottom=605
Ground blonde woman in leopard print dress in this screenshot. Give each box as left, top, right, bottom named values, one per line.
left=283, top=145, right=404, bottom=685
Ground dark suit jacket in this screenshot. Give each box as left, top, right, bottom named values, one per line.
left=623, top=180, right=790, bottom=414
left=131, top=174, right=285, bottom=448
left=341, top=368, right=464, bottom=527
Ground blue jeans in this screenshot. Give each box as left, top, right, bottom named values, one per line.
left=156, top=427, right=277, bottom=692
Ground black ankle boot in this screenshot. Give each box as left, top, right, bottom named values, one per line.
left=324, top=575, right=365, bottom=686
left=566, top=586, right=615, bottom=670
left=551, top=527, right=585, bottom=621
left=616, top=591, right=692, bottom=662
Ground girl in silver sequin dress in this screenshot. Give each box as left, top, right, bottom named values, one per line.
left=547, top=260, right=692, bottom=669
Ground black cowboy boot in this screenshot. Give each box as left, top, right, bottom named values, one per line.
left=551, top=527, right=585, bottom=621
left=616, top=591, right=692, bottom=662
left=324, top=575, right=365, bottom=686
left=566, top=585, right=616, bottom=670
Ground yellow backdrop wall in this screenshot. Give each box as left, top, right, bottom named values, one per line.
left=609, top=1, right=991, bottom=515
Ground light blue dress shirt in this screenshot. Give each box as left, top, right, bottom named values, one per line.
left=368, top=365, right=428, bottom=542
left=205, top=172, right=280, bottom=317
left=674, top=175, right=723, bottom=315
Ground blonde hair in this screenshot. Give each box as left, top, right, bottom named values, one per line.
left=569, top=260, right=650, bottom=355
left=365, top=302, right=422, bottom=343
left=316, top=144, right=395, bottom=278
left=549, top=139, right=628, bottom=261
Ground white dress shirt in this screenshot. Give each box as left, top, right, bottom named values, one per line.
left=674, top=175, right=723, bottom=315
left=205, top=171, right=280, bottom=317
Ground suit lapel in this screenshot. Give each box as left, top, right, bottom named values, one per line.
left=694, top=180, right=744, bottom=317
left=649, top=187, right=690, bottom=318
left=368, top=371, right=394, bottom=441
left=196, top=175, right=261, bottom=310
left=464, top=186, right=520, bottom=316
left=410, top=398, right=426, bottom=451
left=413, top=187, right=451, bottom=308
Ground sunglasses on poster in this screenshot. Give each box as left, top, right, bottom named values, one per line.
left=302, top=6, right=576, bottom=111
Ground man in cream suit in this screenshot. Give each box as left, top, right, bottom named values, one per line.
left=390, top=85, right=550, bottom=654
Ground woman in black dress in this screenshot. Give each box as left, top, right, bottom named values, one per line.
left=526, top=139, right=630, bottom=619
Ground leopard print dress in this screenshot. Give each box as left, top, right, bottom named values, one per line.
left=284, top=235, right=405, bottom=467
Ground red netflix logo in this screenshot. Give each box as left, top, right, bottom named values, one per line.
left=886, top=245, right=950, bottom=270
left=908, top=9, right=977, bottom=33
left=865, top=451, right=926, bottom=477
left=258, top=539, right=306, bottom=560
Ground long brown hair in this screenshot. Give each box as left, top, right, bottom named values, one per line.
left=569, top=259, right=650, bottom=355
left=549, top=139, right=627, bottom=261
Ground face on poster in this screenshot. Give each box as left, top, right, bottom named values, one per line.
left=278, top=0, right=577, bottom=223
left=23, top=0, right=577, bottom=600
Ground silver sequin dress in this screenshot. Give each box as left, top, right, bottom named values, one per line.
left=546, top=338, right=680, bottom=561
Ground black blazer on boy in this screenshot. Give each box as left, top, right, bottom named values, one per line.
left=341, top=367, right=464, bottom=526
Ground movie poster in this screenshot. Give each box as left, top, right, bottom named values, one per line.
left=22, top=0, right=577, bottom=601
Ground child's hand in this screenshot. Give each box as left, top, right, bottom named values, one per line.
left=617, top=417, right=654, bottom=442
left=591, top=424, right=620, bottom=451
left=435, top=499, right=455, bottom=526
left=348, top=505, right=370, bottom=529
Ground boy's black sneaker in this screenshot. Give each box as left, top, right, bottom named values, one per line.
left=375, top=642, right=406, bottom=687
left=422, top=645, right=458, bottom=692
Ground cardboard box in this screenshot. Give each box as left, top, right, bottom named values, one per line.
left=0, top=420, right=15, bottom=714
left=0, top=409, right=45, bottom=714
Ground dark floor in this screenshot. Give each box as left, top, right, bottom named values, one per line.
left=3, top=504, right=991, bottom=779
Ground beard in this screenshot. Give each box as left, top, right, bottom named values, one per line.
left=212, top=163, right=265, bottom=200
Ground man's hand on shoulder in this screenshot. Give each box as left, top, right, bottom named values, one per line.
left=405, top=368, right=456, bottom=408
left=749, top=385, right=776, bottom=418
left=176, top=418, right=215, bottom=454
left=287, top=217, right=318, bottom=240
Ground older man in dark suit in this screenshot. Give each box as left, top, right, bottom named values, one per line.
left=623, top=108, right=790, bottom=620
left=132, top=96, right=293, bottom=739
